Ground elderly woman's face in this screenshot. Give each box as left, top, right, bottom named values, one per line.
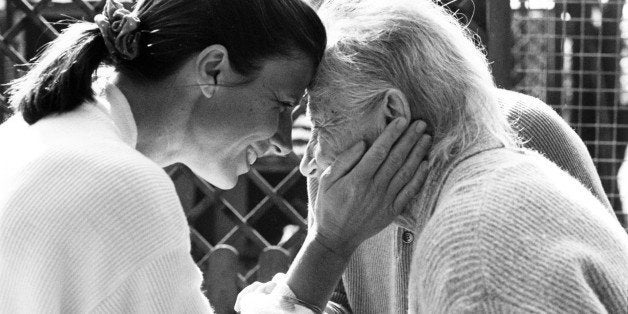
left=300, top=96, right=385, bottom=202
left=300, top=92, right=420, bottom=229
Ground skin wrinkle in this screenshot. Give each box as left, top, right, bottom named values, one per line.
left=302, top=95, right=389, bottom=224
left=313, top=113, right=375, bottom=169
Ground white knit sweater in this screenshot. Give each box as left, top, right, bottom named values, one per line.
left=0, top=84, right=213, bottom=313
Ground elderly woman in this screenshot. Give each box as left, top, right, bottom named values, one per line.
left=292, top=0, right=628, bottom=313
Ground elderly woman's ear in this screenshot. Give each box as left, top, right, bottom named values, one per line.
left=381, top=88, right=412, bottom=125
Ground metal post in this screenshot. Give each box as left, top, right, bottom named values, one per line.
left=486, top=0, right=514, bottom=89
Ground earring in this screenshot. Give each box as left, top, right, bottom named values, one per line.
left=200, top=85, right=215, bottom=98
left=199, top=71, right=219, bottom=98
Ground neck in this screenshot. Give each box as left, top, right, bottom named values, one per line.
left=112, top=73, right=191, bottom=166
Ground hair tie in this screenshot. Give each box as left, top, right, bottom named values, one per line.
left=94, top=0, right=141, bottom=61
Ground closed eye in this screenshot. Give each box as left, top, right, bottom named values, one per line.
left=277, top=101, right=295, bottom=113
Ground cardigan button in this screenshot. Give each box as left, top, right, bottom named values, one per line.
left=402, top=230, right=414, bottom=244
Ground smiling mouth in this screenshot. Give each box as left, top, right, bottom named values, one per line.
left=246, top=146, right=258, bottom=166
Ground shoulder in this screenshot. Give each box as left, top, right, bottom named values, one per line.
left=494, top=90, right=612, bottom=210
left=495, top=89, right=581, bottom=148
left=430, top=147, right=627, bottom=267
left=430, top=148, right=618, bottom=257
left=439, top=148, right=603, bottom=218
left=26, top=140, right=174, bottom=202
left=412, top=148, right=628, bottom=312
left=1, top=139, right=187, bottom=244
left=496, top=88, right=557, bottom=119
left=496, top=89, right=575, bottom=140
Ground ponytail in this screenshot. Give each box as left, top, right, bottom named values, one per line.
left=7, top=0, right=326, bottom=125
left=7, top=22, right=108, bottom=125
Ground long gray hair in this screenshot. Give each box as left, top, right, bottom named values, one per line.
left=310, top=0, right=518, bottom=167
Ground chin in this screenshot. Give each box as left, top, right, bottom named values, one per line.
left=209, top=176, right=239, bottom=190
left=187, top=164, right=240, bottom=190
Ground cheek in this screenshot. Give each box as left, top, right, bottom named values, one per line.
left=316, top=129, right=358, bottom=167
left=234, top=107, right=280, bottom=140
left=247, top=115, right=275, bottom=133
left=306, top=176, right=319, bottom=210
left=361, top=115, right=387, bottom=147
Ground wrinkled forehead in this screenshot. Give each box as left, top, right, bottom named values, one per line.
left=305, top=87, right=351, bottom=129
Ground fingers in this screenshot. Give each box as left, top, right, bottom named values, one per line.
left=350, top=118, right=408, bottom=179
left=234, top=279, right=281, bottom=312
left=271, top=272, right=286, bottom=283
left=234, top=281, right=263, bottom=311
left=319, top=141, right=366, bottom=190
left=385, top=132, right=431, bottom=201
left=375, top=120, right=428, bottom=194
left=391, top=160, right=430, bottom=215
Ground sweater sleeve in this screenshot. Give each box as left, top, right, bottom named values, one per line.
left=408, top=155, right=628, bottom=314
left=498, top=89, right=613, bottom=212
left=0, top=143, right=212, bottom=313
left=92, top=242, right=213, bottom=313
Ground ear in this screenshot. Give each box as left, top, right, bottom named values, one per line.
left=196, top=44, right=230, bottom=98
left=382, top=88, right=411, bottom=124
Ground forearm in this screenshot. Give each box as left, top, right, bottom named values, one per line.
left=285, top=234, right=353, bottom=311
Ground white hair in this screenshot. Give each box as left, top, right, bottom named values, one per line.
left=309, top=0, right=518, bottom=167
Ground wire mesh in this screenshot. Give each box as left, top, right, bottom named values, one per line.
left=512, top=0, right=628, bottom=212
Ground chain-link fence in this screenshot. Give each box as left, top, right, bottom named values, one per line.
left=512, top=0, right=628, bottom=214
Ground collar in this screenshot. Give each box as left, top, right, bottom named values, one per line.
left=92, top=81, right=138, bottom=148
left=403, top=136, right=504, bottom=233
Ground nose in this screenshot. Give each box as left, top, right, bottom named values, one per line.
left=267, top=109, right=293, bottom=157
left=299, top=138, right=319, bottom=178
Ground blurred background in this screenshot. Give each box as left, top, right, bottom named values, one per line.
left=0, top=0, right=627, bottom=312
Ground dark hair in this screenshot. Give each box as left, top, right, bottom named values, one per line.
left=8, top=0, right=326, bottom=125
left=0, top=96, right=12, bottom=124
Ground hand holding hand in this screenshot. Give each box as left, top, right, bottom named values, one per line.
left=234, top=274, right=317, bottom=314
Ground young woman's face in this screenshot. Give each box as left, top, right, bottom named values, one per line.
left=183, top=57, right=314, bottom=189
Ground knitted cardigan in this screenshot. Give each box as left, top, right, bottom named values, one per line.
left=408, top=142, right=628, bottom=313
left=0, top=84, right=213, bottom=313
left=338, top=90, right=626, bottom=313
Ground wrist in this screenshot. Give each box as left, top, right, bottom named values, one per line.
left=309, top=232, right=358, bottom=260
left=284, top=234, right=355, bottom=310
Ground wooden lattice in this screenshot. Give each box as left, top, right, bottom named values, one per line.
left=167, top=160, right=309, bottom=312
left=167, top=161, right=308, bottom=273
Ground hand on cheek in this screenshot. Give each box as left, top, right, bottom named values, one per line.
left=311, top=118, right=432, bottom=257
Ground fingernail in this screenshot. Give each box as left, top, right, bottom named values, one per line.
left=396, top=118, right=407, bottom=129
left=416, top=121, right=427, bottom=133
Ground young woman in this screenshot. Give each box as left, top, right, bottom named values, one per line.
left=0, top=0, right=430, bottom=312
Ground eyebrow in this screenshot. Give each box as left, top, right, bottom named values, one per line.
left=309, top=109, right=348, bottom=131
